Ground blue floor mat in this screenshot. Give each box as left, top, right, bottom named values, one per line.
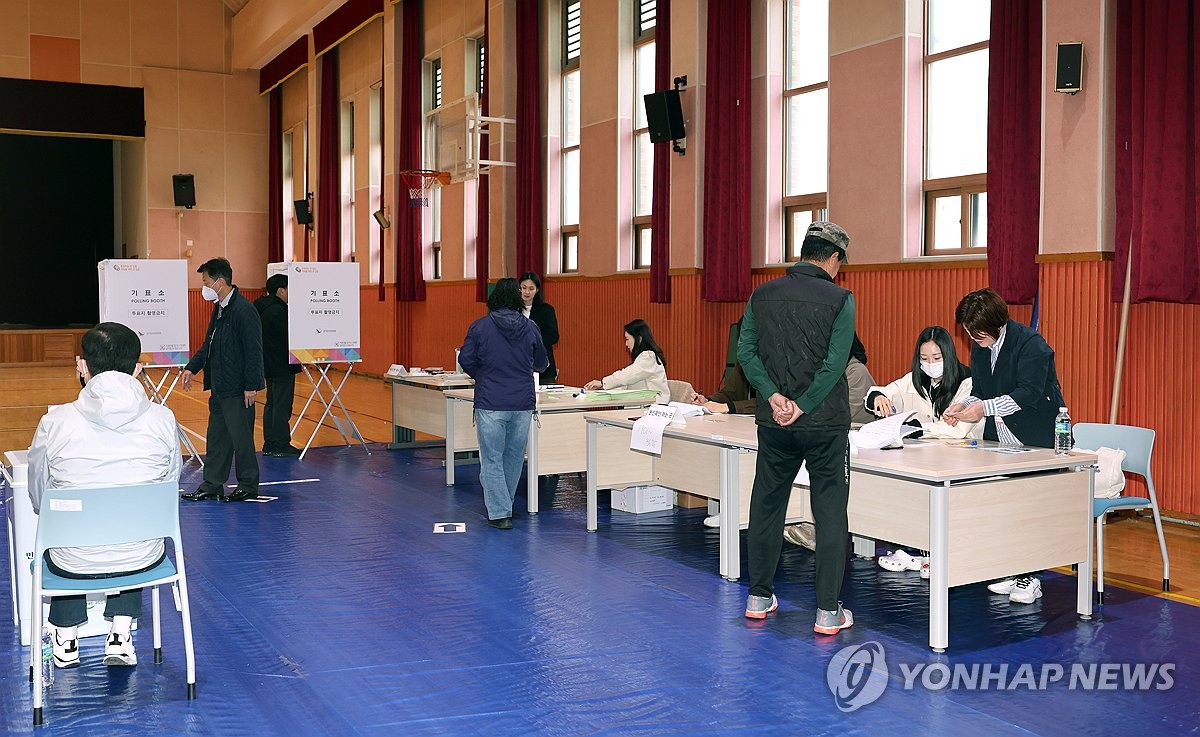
left=0, top=444, right=1197, bottom=736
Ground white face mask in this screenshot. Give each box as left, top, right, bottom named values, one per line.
left=920, top=361, right=944, bottom=380
left=201, top=285, right=219, bottom=302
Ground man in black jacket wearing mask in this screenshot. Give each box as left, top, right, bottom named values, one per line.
left=255, top=274, right=303, bottom=457
left=180, top=258, right=264, bottom=502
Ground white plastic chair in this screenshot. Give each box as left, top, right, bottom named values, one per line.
left=30, top=481, right=196, bottom=726
left=1073, top=423, right=1170, bottom=604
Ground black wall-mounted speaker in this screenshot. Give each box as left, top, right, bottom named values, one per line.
left=644, top=90, right=686, bottom=143
left=294, top=198, right=313, bottom=225
left=1055, top=42, right=1084, bottom=93
left=172, top=174, right=195, bottom=208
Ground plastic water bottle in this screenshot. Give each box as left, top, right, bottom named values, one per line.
left=1054, top=406, right=1072, bottom=456
left=40, top=628, right=54, bottom=690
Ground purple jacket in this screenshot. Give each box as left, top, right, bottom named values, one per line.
left=458, top=309, right=548, bottom=411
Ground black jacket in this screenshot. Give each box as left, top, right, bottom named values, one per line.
left=185, top=286, right=265, bottom=398
left=750, top=262, right=852, bottom=431
left=527, top=301, right=560, bottom=382
left=253, top=294, right=301, bottom=378
left=968, top=320, right=1064, bottom=448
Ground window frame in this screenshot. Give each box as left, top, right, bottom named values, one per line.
left=560, top=1, right=581, bottom=274
left=632, top=13, right=655, bottom=271
left=922, top=3, right=989, bottom=256
left=782, top=0, right=830, bottom=264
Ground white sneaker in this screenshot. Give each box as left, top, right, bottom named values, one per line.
left=52, top=630, right=79, bottom=668
left=103, top=632, right=137, bottom=666
left=703, top=514, right=721, bottom=528
left=782, top=522, right=817, bottom=550
left=1009, top=576, right=1042, bottom=604
left=878, top=549, right=923, bottom=572
left=988, top=578, right=1018, bottom=594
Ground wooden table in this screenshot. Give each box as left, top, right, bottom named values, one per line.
left=444, top=389, right=657, bottom=514
left=388, top=374, right=474, bottom=448
left=582, top=409, right=1096, bottom=651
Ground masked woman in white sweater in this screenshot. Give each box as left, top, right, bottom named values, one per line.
left=583, top=318, right=670, bottom=403
left=865, top=325, right=983, bottom=440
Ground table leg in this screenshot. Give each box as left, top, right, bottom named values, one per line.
left=586, top=422, right=598, bottom=532
left=928, top=482, right=950, bottom=651
left=851, top=535, right=875, bottom=559
left=1078, top=465, right=1095, bottom=619
left=527, top=414, right=539, bottom=514
left=718, top=448, right=741, bottom=581
left=445, top=399, right=456, bottom=486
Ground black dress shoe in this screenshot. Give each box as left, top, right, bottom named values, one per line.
left=275, top=445, right=303, bottom=458
left=181, top=488, right=223, bottom=501
left=487, top=517, right=513, bottom=530
left=223, top=488, right=259, bottom=502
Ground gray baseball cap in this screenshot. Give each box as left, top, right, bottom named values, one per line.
left=806, top=221, right=850, bottom=262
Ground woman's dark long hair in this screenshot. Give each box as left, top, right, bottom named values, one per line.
left=518, top=272, right=545, bottom=305
left=624, top=318, right=666, bottom=367
left=909, top=326, right=970, bottom=418
left=487, top=278, right=523, bottom=312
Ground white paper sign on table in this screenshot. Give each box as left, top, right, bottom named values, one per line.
left=630, top=405, right=677, bottom=455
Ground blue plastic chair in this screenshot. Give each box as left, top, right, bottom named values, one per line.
left=1073, top=423, right=1170, bottom=604
left=29, top=482, right=196, bottom=726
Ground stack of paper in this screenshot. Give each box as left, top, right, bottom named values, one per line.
left=581, top=389, right=661, bottom=401
left=849, top=412, right=923, bottom=450
left=667, top=401, right=710, bottom=417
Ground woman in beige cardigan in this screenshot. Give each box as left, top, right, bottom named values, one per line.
left=583, top=319, right=670, bottom=403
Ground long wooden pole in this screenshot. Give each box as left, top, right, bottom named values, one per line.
left=1109, top=241, right=1133, bottom=423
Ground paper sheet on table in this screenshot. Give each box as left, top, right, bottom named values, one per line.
left=794, top=461, right=809, bottom=486
left=630, top=405, right=676, bottom=455
left=668, top=401, right=710, bottom=417
left=849, top=411, right=922, bottom=449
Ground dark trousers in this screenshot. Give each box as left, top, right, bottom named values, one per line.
left=200, top=393, right=259, bottom=492
left=748, top=425, right=849, bottom=611
left=262, top=374, right=296, bottom=451
left=45, top=553, right=164, bottom=628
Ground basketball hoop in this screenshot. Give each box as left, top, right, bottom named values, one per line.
left=400, top=169, right=451, bottom=208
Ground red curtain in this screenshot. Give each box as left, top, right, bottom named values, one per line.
left=267, top=88, right=283, bottom=264
left=515, top=0, right=545, bottom=278
left=986, top=0, right=1042, bottom=305
left=316, top=48, right=340, bottom=263
left=396, top=0, right=426, bottom=301
left=649, top=0, right=672, bottom=303
left=700, top=0, right=750, bottom=302
left=476, top=2, right=490, bottom=302
left=1115, top=0, right=1200, bottom=303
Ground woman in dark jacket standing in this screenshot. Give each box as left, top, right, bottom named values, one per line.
left=519, top=272, right=560, bottom=384
left=458, top=278, right=548, bottom=529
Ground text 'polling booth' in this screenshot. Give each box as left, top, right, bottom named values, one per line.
left=97, top=259, right=201, bottom=461
left=267, top=262, right=368, bottom=456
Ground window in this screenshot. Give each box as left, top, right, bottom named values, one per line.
left=783, top=0, right=829, bottom=263
left=425, top=59, right=442, bottom=274
left=368, top=85, right=382, bottom=283
left=340, top=100, right=354, bottom=263
left=476, top=39, right=486, bottom=98
left=923, top=0, right=989, bottom=254
left=560, top=0, right=581, bottom=273
left=431, top=58, right=443, bottom=109
left=632, top=1, right=655, bottom=268
left=282, top=130, right=294, bottom=261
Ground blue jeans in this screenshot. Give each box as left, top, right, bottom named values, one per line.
left=474, top=409, right=532, bottom=520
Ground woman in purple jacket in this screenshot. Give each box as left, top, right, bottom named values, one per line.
left=458, top=278, right=549, bottom=529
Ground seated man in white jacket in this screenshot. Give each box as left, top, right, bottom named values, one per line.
left=27, top=322, right=181, bottom=669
